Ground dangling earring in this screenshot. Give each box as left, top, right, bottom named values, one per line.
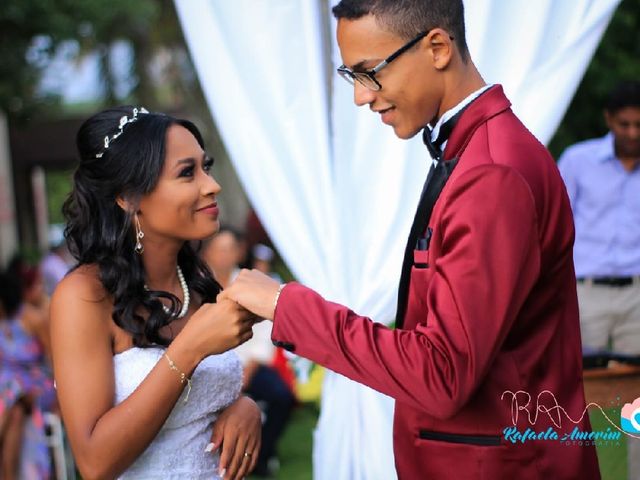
left=134, top=213, right=145, bottom=254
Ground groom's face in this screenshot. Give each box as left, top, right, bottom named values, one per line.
left=336, top=14, right=444, bottom=140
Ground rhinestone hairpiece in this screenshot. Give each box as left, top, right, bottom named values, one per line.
left=95, top=107, right=149, bottom=158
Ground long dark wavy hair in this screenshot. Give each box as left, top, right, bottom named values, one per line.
left=63, top=106, right=221, bottom=347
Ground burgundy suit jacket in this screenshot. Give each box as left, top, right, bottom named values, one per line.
left=272, top=86, right=601, bottom=479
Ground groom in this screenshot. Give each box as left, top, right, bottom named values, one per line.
left=221, top=1, right=600, bottom=478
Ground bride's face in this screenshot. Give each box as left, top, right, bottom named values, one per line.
left=137, top=125, right=221, bottom=244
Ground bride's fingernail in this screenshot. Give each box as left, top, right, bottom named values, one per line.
left=219, top=468, right=226, bottom=477
left=204, top=442, right=215, bottom=453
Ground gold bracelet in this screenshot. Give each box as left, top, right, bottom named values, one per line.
left=274, top=283, right=287, bottom=311
left=164, top=352, right=192, bottom=403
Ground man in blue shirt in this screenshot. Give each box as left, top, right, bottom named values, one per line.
left=558, top=80, right=640, bottom=480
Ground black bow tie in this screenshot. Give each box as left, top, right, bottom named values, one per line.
left=422, top=128, right=441, bottom=162
left=422, top=108, right=466, bottom=162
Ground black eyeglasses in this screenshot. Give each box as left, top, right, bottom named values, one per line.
left=337, top=30, right=430, bottom=91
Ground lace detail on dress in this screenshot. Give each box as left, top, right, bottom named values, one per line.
left=113, top=348, right=242, bottom=479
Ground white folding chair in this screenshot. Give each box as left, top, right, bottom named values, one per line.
left=43, top=412, right=75, bottom=480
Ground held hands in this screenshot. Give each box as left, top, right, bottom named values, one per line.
left=218, top=269, right=282, bottom=320
left=178, top=299, right=256, bottom=362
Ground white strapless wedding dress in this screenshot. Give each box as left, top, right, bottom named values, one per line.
left=113, top=347, right=242, bottom=479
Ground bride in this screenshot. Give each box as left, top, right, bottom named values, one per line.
left=50, top=106, right=261, bottom=480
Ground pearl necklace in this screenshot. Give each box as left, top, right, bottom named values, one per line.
left=146, top=265, right=190, bottom=319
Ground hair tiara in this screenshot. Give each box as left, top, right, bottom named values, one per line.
left=95, top=107, right=149, bottom=158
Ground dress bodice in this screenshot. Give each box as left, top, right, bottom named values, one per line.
left=113, top=347, right=242, bottom=479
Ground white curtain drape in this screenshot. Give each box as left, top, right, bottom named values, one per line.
left=175, top=1, right=620, bottom=478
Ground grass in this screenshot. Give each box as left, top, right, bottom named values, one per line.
left=248, top=402, right=318, bottom=480
left=590, top=407, right=628, bottom=480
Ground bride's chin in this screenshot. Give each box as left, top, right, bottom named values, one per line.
left=193, top=223, right=220, bottom=241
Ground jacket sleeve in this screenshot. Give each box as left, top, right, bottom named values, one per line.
left=272, top=165, right=541, bottom=419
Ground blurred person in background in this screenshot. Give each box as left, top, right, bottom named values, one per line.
left=50, top=106, right=261, bottom=480
left=558, top=80, right=640, bottom=480
left=201, top=227, right=244, bottom=289
left=40, top=225, right=71, bottom=297
left=558, top=80, right=640, bottom=355
left=0, top=264, right=56, bottom=480
left=203, top=233, right=295, bottom=478
left=6, top=256, right=52, bottom=358
left=251, top=243, right=279, bottom=280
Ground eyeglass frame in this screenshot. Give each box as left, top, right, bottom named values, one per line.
left=337, top=29, right=454, bottom=91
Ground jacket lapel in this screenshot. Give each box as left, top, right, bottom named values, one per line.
left=395, top=85, right=512, bottom=329
left=395, top=158, right=458, bottom=328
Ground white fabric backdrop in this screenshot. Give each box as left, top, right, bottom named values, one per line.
left=175, top=1, right=620, bottom=478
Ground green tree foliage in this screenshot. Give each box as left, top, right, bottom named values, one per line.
left=2, top=0, right=222, bottom=246
left=0, top=0, right=159, bottom=119
left=549, top=0, right=640, bottom=158
left=45, top=169, right=73, bottom=225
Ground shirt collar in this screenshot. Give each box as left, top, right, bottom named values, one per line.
left=430, top=84, right=494, bottom=144
left=598, top=132, right=617, bottom=163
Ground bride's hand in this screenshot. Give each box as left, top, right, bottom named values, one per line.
left=176, top=299, right=255, bottom=363
left=207, top=396, right=261, bottom=480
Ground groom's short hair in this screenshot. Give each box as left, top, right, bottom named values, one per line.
left=332, top=0, right=469, bottom=60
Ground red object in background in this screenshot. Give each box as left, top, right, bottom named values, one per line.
left=245, top=209, right=272, bottom=251
left=271, top=347, right=297, bottom=397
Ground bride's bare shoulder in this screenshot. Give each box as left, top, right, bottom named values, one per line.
left=51, top=264, right=113, bottom=327
left=55, top=264, right=109, bottom=303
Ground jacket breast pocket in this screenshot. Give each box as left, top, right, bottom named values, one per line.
left=408, top=249, right=432, bottom=316
left=413, top=249, right=429, bottom=269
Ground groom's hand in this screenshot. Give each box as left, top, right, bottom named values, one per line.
left=218, top=269, right=282, bottom=320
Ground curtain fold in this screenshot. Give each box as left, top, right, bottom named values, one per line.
left=175, top=1, right=620, bottom=478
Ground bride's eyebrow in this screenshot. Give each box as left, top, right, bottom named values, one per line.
left=171, top=153, right=208, bottom=171
left=170, top=157, right=196, bottom=173
left=175, top=157, right=196, bottom=166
